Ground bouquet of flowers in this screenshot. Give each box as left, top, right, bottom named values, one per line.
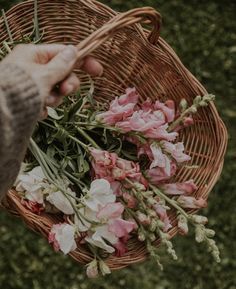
left=15, top=85, right=220, bottom=277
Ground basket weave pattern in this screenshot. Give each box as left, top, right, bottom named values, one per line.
left=0, top=0, right=227, bottom=270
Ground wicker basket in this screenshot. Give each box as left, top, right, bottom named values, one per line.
left=0, top=0, right=227, bottom=270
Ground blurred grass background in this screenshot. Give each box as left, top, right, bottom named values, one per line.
left=0, top=0, right=235, bottom=288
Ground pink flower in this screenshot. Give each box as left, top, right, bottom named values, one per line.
left=110, top=181, right=123, bottom=196
left=162, top=141, right=191, bottom=163
left=96, top=88, right=138, bottom=125
left=48, top=223, right=77, bottom=254
left=146, top=162, right=177, bottom=184
left=114, top=240, right=128, bottom=257
left=149, top=144, right=171, bottom=177
left=97, top=203, right=124, bottom=220
left=90, top=148, right=117, bottom=181
left=141, top=98, right=153, bottom=111
left=160, top=180, right=197, bottom=195
left=108, top=219, right=136, bottom=238
left=21, top=199, right=44, bottom=215
left=123, top=192, right=137, bottom=208
left=183, top=116, right=194, bottom=127
left=144, top=124, right=178, bottom=141
left=154, top=100, right=175, bottom=123
left=118, top=87, right=139, bottom=105
left=116, top=110, right=165, bottom=133
left=154, top=203, right=172, bottom=232
left=177, top=196, right=207, bottom=209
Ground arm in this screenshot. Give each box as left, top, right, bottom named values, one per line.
left=0, top=44, right=103, bottom=202
left=0, top=63, right=41, bottom=201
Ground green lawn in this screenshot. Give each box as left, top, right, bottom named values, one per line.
left=0, top=1, right=235, bottom=288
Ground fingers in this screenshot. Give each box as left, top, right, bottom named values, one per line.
left=80, top=56, right=103, bottom=76
left=45, top=45, right=78, bottom=84
left=59, top=72, right=80, bottom=96
left=45, top=72, right=80, bottom=108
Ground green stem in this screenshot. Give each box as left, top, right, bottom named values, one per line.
left=1, top=9, right=13, bottom=42
left=149, top=184, right=189, bottom=219
left=33, top=0, right=40, bottom=41
left=76, top=127, right=101, bottom=149
left=40, top=121, right=89, bottom=151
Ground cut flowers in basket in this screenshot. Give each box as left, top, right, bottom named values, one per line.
left=14, top=85, right=220, bottom=277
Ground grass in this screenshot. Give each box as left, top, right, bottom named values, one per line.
left=0, top=0, right=235, bottom=288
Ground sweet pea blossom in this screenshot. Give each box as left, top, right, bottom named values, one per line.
left=16, top=166, right=46, bottom=204
left=83, top=199, right=136, bottom=253
left=83, top=179, right=116, bottom=211
left=160, top=180, right=197, bottom=195
left=96, top=88, right=139, bottom=125
left=46, top=188, right=76, bottom=215
left=48, top=223, right=77, bottom=254
left=162, top=141, right=191, bottom=163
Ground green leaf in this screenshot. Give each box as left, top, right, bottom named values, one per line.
left=47, top=107, right=63, bottom=120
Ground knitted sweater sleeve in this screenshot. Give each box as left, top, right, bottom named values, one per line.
left=0, top=63, right=41, bottom=202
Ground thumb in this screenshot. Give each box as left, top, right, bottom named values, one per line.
left=46, top=45, right=78, bottom=85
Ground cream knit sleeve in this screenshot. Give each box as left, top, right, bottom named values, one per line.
left=0, top=63, right=41, bottom=202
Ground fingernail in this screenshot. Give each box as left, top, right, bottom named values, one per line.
left=62, top=45, right=77, bottom=62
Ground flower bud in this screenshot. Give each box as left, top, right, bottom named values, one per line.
left=137, top=211, right=151, bottom=226
left=205, top=228, right=215, bottom=238
left=193, top=95, right=202, bottom=105
left=149, top=233, right=156, bottom=242
left=177, top=215, right=188, bottom=235
left=195, top=225, right=205, bottom=243
left=86, top=259, right=98, bottom=278
left=190, top=106, right=198, bottom=114
left=191, top=215, right=208, bottom=224
left=112, top=168, right=126, bottom=180
left=134, top=182, right=146, bottom=191
left=179, top=98, right=188, bottom=111
left=138, top=231, right=146, bottom=242
left=99, top=260, right=111, bottom=276
left=149, top=219, right=157, bottom=232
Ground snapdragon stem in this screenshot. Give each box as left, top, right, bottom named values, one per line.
left=149, top=184, right=189, bottom=219
left=76, top=127, right=101, bottom=149
left=168, top=108, right=192, bottom=132
left=40, top=121, right=89, bottom=151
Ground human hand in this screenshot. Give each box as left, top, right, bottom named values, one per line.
left=2, top=44, right=103, bottom=117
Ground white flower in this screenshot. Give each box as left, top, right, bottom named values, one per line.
left=46, top=188, right=76, bottom=215
left=49, top=223, right=77, bottom=254
left=85, top=225, right=118, bottom=253
left=84, top=179, right=116, bottom=211
left=74, top=207, right=97, bottom=232
left=15, top=166, right=46, bottom=204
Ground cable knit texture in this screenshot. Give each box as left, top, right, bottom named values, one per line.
left=0, top=63, right=41, bottom=202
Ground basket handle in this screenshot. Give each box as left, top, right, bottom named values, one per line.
left=76, top=7, right=162, bottom=61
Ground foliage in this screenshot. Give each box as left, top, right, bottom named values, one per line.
left=0, top=0, right=235, bottom=288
